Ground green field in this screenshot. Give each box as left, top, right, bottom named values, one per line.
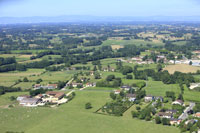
left=0, top=69, right=45, bottom=87
left=102, top=39, right=164, bottom=47
left=0, top=91, right=179, bottom=133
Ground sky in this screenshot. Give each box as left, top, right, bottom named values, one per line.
left=0, top=0, right=200, bottom=17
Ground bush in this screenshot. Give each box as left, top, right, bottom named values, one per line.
left=155, top=116, right=161, bottom=124
left=136, top=106, right=141, bottom=111
left=162, top=118, right=170, bottom=125
left=126, top=75, right=133, bottom=79
left=85, top=102, right=92, bottom=109
left=23, top=77, right=29, bottom=82
left=131, top=111, right=139, bottom=118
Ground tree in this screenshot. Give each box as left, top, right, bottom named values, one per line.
left=23, top=77, right=29, bottom=82
left=110, top=92, right=116, bottom=100
left=155, top=116, right=161, bottom=124
left=189, top=61, right=193, bottom=65
left=162, top=118, right=170, bottom=125
left=94, top=72, right=101, bottom=79
left=121, top=66, right=133, bottom=75
left=131, top=111, right=139, bottom=118
left=93, top=65, right=97, bottom=71
left=106, top=75, right=115, bottom=81
left=85, top=102, right=92, bottom=109
left=36, top=78, right=43, bottom=84
left=136, top=106, right=141, bottom=111
left=178, top=94, right=184, bottom=101
left=57, top=81, right=66, bottom=89
left=126, top=75, right=133, bottom=79
left=157, top=64, right=162, bottom=72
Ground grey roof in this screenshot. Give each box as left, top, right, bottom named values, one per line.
left=121, top=85, right=132, bottom=89
left=20, top=98, right=40, bottom=104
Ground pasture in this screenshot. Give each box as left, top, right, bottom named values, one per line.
left=0, top=91, right=179, bottom=133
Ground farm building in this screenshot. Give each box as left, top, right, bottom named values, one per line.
left=19, top=98, right=41, bottom=107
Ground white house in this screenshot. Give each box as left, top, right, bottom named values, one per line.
left=126, top=94, right=136, bottom=102
left=172, top=100, right=184, bottom=106
left=190, top=83, right=200, bottom=90
left=144, top=95, right=154, bottom=102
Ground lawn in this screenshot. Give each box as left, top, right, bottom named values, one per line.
left=0, top=91, right=179, bottom=133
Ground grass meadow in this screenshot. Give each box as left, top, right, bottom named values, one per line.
left=0, top=91, right=179, bottom=133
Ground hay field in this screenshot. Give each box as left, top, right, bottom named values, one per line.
left=111, top=45, right=124, bottom=50
left=163, top=64, right=200, bottom=74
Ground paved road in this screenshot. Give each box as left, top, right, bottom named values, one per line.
left=66, top=90, right=75, bottom=96
left=61, top=78, right=74, bottom=90
left=178, top=102, right=195, bottom=120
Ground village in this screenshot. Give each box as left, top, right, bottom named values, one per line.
left=111, top=85, right=200, bottom=132
left=119, top=50, right=200, bottom=67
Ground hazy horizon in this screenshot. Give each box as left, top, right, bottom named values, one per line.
left=0, top=0, right=200, bottom=17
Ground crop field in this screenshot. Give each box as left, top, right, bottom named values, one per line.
left=102, top=39, right=164, bottom=47
left=0, top=54, right=32, bottom=62
left=111, top=45, right=124, bottom=50
left=0, top=91, right=179, bottom=133
left=163, top=64, right=200, bottom=74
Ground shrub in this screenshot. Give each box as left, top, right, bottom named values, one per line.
left=85, top=102, right=92, bottom=109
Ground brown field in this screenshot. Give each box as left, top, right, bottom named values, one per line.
left=111, top=45, right=124, bottom=50
left=163, top=64, right=200, bottom=74
left=18, top=54, right=34, bottom=58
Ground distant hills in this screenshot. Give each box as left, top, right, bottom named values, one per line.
left=0, top=15, right=200, bottom=24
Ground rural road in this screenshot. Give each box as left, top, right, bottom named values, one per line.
left=178, top=102, right=195, bottom=120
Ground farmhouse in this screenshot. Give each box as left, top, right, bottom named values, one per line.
left=35, top=94, right=44, bottom=99
left=90, top=71, right=94, bottom=76
left=126, top=94, right=136, bottom=102
left=190, top=83, right=200, bottom=90
left=144, top=95, right=154, bottom=102
left=185, top=119, right=197, bottom=125
left=166, top=109, right=177, bottom=114
left=34, top=84, right=42, bottom=90
left=156, top=112, right=173, bottom=119
left=121, top=85, right=132, bottom=91
left=155, top=96, right=164, bottom=102
left=172, top=100, right=184, bottom=106
left=71, top=82, right=83, bottom=88
left=86, top=82, right=96, bottom=87
left=170, top=118, right=181, bottom=125
left=193, top=112, right=200, bottom=118
left=47, top=84, right=58, bottom=89
left=45, top=91, right=65, bottom=102
left=114, top=90, right=121, bottom=95
left=19, top=98, right=41, bottom=107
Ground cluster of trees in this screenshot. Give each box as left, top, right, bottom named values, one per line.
left=155, top=116, right=170, bottom=125
left=0, top=57, right=16, bottom=66
left=30, top=51, right=60, bottom=60
left=96, top=75, right=122, bottom=88
left=134, top=66, right=195, bottom=85
left=29, top=88, right=47, bottom=96
left=179, top=119, right=200, bottom=132
left=131, top=106, right=156, bottom=121
left=83, top=40, right=102, bottom=47
left=101, top=96, right=132, bottom=116
left=0, top=86, right=21, bottom=95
